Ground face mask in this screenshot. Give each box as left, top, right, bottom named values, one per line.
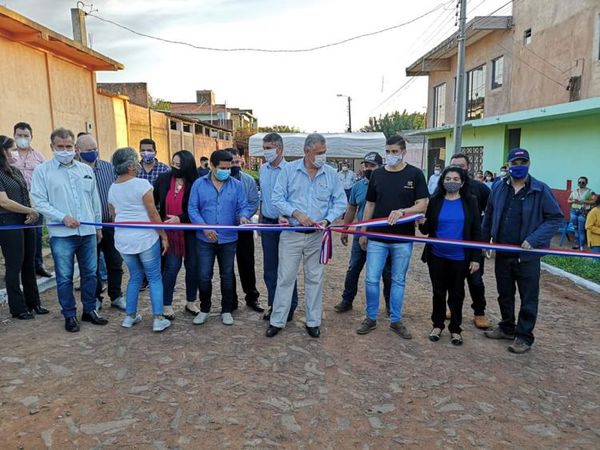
left=508, top=165, right=529, bottom=180
left=313, top=153, right=326, bottom=168
left=578, top=182, right=586, bottom=188
left=342, top=166, right=348, bottom=172
left=215, top=168, right=231, bottom=181
left=141, top=152, right=155, bottom=164
left=386, top=154, right=402, bottom=166
left=15, top=137, right=30, bottom=149
left=444, top=181, right=462, bottom=193
left=79, top=150, right=98, bottom=163
left=264, top=149, right=277, bottom=163
left=364, top=170, right=373, bottom=180
left=434, top=169, right=440, bottom=176
left=230, top=166, right=241, bottom=177
left=500, top=170, right=507, bottom=177
left=8, top=150, right=18, bottom=164
left=54, top=149, right=75, bottom=165
left=171, top=167, right=182, bottom=178
left=486, top=177, right=493, bottom=181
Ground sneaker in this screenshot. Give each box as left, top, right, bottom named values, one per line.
left=390, top=321, right=412, bottom=339
left=185, top=301, right=201, bottom=315
left=163, top=305, right=175, bottom=320
left=484, top=326, right=515, bottom=340
left=334, top=302, right=352, bottom=313
left=473, top=315, right=491, bottom=329
left=222, top=313, right=234, bottom=326
left=193, top=311, right=209, bottom=325
left=111, top=296, right=126, bottom=311
left=429, top=327, right=442, bottom=342
left=95, top=299, right=103, bottom=311
left=356, top=318, right=377, bottom=335
left=121, top=313, right=142, bottom=328
left=153, top=317, right=171, bottom=332
left=508, top=338, right=531, bottom=354
left=451, top=333, right=463, bottom=346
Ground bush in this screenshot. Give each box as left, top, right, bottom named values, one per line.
left=542, top=255, right=600, bottom=284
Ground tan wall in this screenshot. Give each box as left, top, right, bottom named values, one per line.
left=128, top=103, right=151, bottom=153
left=96, top=93, right=129, bottom=159
left=0, top=37, right=53, bottom=156
left=150, top=110, right=169, bottom=164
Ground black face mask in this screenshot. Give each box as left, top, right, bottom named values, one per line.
left=578, top=182, right=586, bottom=187
left=171, top=167, right=182, bottom=178
left=230, top=166, right=241, bottom=177
left=364, top=170, right=373, bottom=180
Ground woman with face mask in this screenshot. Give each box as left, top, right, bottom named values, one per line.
left=0, top=136, right=47, bottom=320
left=153, top=150, right=200, bottom=319
left=483, top=170, right=494, bottom=188
left=418, top=167, right=483, bottom=345
left=108, top=147, right=171, bottom=332
left=568, top=176, right=594, bottom=250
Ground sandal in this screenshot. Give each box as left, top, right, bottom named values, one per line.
left=451, top=333, right=463, bottom=346
left=163, top=305, right=175, bottom=320
left=185, top=302, right=200, bottom=316
left=429, top=327, right=442, bottom=342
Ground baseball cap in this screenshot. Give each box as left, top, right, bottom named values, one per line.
left=363, top=152, right=383, bottom=165
left=508, top=148, right=530, bottom=162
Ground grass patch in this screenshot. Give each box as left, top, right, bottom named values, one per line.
left=542, top=255, right=600, bottom=284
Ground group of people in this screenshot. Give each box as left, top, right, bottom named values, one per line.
left=1, top=123, right=593, bottom=354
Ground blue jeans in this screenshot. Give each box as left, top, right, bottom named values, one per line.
left=260, top=221, right=298, bottom=314
left=342, top=236, right=391, bottom=305
left=365, top=240, right=413, bottom=323
left=121, top=240, right=164, bottom=316
left=197, top=239, right=236, bottom=314
left=50, top=234, right=97, bottom=319
left=570, top=210, right=586, bottom=248
left=162, top=231, right=199, bottom=306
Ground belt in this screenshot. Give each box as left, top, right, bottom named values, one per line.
left=261, top=216, right=279, bottom=224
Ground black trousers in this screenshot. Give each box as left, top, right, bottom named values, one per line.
left=233, top=230, right=260, bottom=305
left=494, top=255, right=541, bottom=345
left=95, top=227, right=124, bottom=302
left=427, top=253, right=468, bottom=333
left=467, top=256, right=486, bottom=315
left=0, top=226, right=41, bottom=315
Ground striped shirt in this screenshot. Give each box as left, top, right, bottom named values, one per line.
left=137, top=159, right=170, bottom=185
left=0, top=167, right=30, bottom=214
left=92, top=159, right=116, bottom=223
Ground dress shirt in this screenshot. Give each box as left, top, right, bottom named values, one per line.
left=234, top=171, right=259, bottom=216
left=338, top=170, right=357, bottom=191
left=188, top=174, right=252, bottom=244
left=349, top=178, right=369, bottom=221
left=91, top=159, right=116, bottom=223
left=11, top=148, right=45, bottom=190
left=31, top=158, right=102, bottom=237
left=259, top=159, right=288, bottom=219
left=272, top=158, right=347, bottom=226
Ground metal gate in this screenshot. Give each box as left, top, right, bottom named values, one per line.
left=460, top=146, right=484, bottom=174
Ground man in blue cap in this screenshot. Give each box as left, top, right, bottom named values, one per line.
left=482, top=148, right=563, bottom=353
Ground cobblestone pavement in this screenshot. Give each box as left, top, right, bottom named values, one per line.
left=1, top=237, right=599, bottom=449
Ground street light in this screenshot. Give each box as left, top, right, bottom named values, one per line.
left=336, top=94, right=352, bottom=132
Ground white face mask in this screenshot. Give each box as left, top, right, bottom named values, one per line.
left=54, top=149, right=76, bottom=165
left=9, top=150, right=19, bottom=164
left=264, top=148, right=277, bottom=163
left=15, top=137, right=30, bottom=149
left=313, top=153, right=327, bottom=168
left=434, top=169, right=441, bottom=176
left=386, top=154, right=402, bottom=167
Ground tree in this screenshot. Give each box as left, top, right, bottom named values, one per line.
left=361, top=110, right=425, bottom=138
left=258, top=125, right=302, bottom=133
left=148, top=95, right=171, bottom=111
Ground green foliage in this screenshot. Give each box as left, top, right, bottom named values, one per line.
left=244, top=169, right=259, bottom=181
left=361, top=110, right=425, bottom=138
left=258, top=125, right=302, bottom=133
left=542, top=255, right=600, bottom=284
left=148, top=95, right=171, bottom=111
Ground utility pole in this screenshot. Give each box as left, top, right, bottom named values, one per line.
left=453, top=0, right=467, bottom=154
left=337, top=94, right=353, bottom=132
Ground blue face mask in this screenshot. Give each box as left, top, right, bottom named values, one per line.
left=79, top=150, right=98, bottom=163
left=230, top=166, right=241, bottom=177
left=215, top=168, right=231, bottom=181
left=509, top=165, right=529, bottom=180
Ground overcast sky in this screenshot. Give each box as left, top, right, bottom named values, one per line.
left=6, top=0, right=511, bottom=132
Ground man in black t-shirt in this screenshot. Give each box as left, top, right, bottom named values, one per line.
left=357, top=135, right=428, bottom=338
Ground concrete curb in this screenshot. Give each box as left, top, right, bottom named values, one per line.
left=0, top=264, right=79, bottom=306
left=541, top=262, right=600, bottom=294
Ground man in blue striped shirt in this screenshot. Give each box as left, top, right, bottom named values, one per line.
left=75, top=134, right=125, bottom=311
left=137, top=138, right=170, bottom=184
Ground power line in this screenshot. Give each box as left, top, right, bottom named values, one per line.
left=496, top=42, right=568, bottom=88
left=84, top=3, right=447, bottom=53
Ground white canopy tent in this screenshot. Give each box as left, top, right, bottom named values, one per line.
left=248, top=132, right=386, bottom=160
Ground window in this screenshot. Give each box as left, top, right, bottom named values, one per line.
left=524, top=28, right=532, bottom=45
left=204, top=127, right=210, bottom=136
left=461, top=146, right=484, bottom=174
left=170, top=120, right=178, bottom=131
left=508, top=128, right=521, bottom=150
left=568, top=76, right=581, bottom=102
left=491, top=56, right=504, bottom=89
left=466, top=65, right=486, bottom=120
left=183, top=123, right=191, bottom=133
left=432, top=83, right=446, bottom=128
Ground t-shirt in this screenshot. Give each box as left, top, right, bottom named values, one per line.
left=349, top=178, right=369, bottom=221
left=366, top=164, right=428, bottom=240
left=108, top=178, right=158, bottom=254
left=431, top=198, right=465, bottom=261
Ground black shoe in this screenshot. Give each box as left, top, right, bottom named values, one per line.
left=81, top=310, right=109, bottom=325
left=305, top=326, right=320, bottom=338
left=334, top=301, right=352, bottom=313
left=13, top=312, right=35, bottom=320
left=65, top=317, right=80, bottom=332
left=287, top=312, right=294, bottom=323
left=36, top=267, right=53, bottom=278
left=266, top=325, right=281, bottom=337
left=263, top=307, right=272, bottom=321
left=246, top=301, right=265, bottom=313
left=31, top=305, right=49, bottom=315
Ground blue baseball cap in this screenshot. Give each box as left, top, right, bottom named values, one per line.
left=508, top=148, right=530, bottom=162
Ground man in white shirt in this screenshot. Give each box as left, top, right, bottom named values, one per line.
left=338, top=162, right=357, bottom=200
